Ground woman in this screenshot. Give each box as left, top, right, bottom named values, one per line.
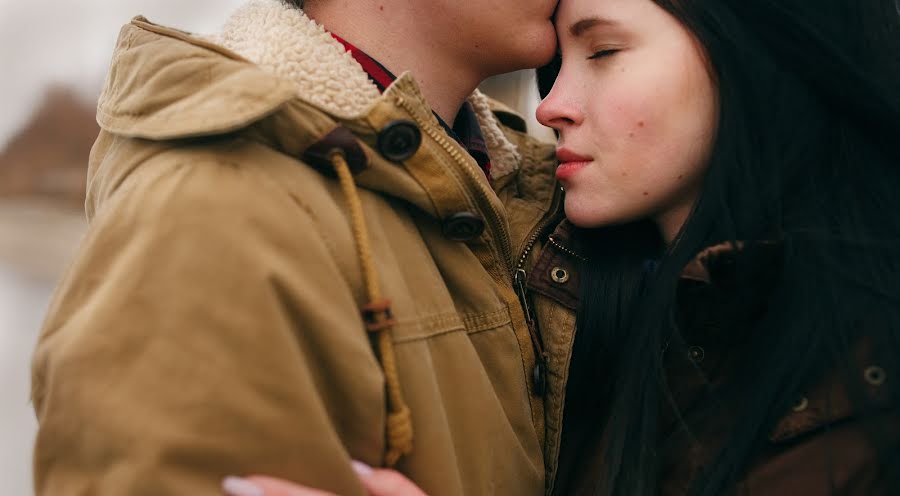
left=230, top=0, right=900, bottom=494
left=538, top=0, right=900, bottom=494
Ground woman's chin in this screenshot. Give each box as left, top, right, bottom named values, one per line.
left=564, top=201, right=608, bottom=229
left=564, top=200, right=643, bottom=230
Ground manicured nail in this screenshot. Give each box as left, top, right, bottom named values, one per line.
left=351, top=460, right=375, bottom=477
left=223, top=476, right=265, bottom=496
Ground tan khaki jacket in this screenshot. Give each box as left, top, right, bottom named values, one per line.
left=31, top=2, right=578, bottom=495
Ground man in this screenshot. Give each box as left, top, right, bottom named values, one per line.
left=31, top=0, right=577, bottom=494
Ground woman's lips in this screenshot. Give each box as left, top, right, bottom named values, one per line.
left=556, top=148, right=593, bottom=181
left=556, top=161, right=591, bottom=180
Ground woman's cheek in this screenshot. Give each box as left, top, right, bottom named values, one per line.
left=594, top=84, right=658, bottom=152
left=597, top=107, right=659, bottom=187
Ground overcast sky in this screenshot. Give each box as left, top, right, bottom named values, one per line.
left=0, top=0, right=245, bottom=148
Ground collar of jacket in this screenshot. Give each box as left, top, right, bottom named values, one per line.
left=96, top=0, right=521, bottom=182
left=528, top=221, right=784, bottom=315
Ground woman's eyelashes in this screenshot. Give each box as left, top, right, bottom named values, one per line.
left=588, top=48, right=620, bottom=60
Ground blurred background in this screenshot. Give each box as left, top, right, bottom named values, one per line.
left=0, top=1, right=549, bottom=493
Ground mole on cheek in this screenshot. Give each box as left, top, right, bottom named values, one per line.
left=637, top=121, right=645, bottom=128
left=643, top=192, right=650, bottom=196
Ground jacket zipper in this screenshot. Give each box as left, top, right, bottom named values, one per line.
left=395, top=97, right=515, bottom=272
left=397, top=96, right=559, bottom=400
left=515, top=188, right=563, bottom=272
left=513, top=186, right=564, bottom=397
left=547, top=234, right=587, bottom=262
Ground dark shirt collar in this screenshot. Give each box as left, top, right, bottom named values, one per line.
left=330, top=32, right=493, bottom=180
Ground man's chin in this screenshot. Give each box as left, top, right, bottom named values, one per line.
left=532, top=25, right=557, bottom=67
left=503, top=27, right=557, bottom=69
left=524, top=34, right=559, bottom=68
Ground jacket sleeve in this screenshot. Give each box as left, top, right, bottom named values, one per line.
left=31, top=157, right=385, bottom=496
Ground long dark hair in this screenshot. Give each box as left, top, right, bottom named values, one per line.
left=539, top=0, right=900, bottom=494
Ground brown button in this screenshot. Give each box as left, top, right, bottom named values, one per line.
left=443, top=212, right=485, bottom=241
left=864, top=366, right=887, bottom=386
left=550, top=267, right=570, bottom=284
left=792, top=396, right=809, bottom=412
left=378, top=120, right=422, bottom=162
left=303, top=126, right=368, bottom=175
left=688, top=346, right=706, bottom=363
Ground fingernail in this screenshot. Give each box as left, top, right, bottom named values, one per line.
left=222, top=476, right=265, bottom=496
left=351, top=460, right=374, bottom=477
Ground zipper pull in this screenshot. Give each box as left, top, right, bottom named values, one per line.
left=514, top=269, right=535, bottom=328
left=533, top=356, right=547, bottom=398
left=514, top=268, right=548, bottom=397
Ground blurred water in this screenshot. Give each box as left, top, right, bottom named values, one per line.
left=0, top=199, right=85, bottom=496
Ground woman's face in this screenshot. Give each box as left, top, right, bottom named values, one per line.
left=536, top=0, right=718, bottom=242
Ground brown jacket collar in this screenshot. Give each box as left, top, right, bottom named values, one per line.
left=527, top=220, right=783, bottom=311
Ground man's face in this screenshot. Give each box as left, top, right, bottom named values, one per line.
left=424, top=0, right=560, bottom=74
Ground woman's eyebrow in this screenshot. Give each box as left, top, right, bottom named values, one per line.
left=569, top=16, right=620, bottom=37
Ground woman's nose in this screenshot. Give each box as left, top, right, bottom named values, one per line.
left=536, top=83, right=582, bottom=131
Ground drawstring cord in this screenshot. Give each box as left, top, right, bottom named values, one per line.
left=329, top=150, right=414, bottom=467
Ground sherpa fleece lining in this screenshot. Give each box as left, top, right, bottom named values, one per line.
left=209, top=0, right=521, bottom=178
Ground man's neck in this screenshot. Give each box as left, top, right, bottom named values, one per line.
left=303, top=1, right=484, bottom=124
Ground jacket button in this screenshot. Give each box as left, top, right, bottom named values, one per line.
left=688, top=346, right=706, bottom=363
left=443, top=212, right=485, bottom=241
left=378, top=120, right=422, bottom=162
left=792, top=396, right=809, bottom=412
left=864, top=365, right=887, bottom=386
left=551, top=267, right=570, bottom=284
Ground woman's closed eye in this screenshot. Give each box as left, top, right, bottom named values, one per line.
left=588, top=49, right=620, bottom=60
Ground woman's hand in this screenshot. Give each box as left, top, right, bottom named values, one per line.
left=222, top=461, right=428, bottom=496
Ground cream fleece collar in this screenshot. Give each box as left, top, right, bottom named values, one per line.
left=209, top=0, right=520, bottom=178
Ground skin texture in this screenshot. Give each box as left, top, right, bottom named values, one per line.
left=536, top=0, right=719, bottom=243
left=303, top=0, right=558, bottom=123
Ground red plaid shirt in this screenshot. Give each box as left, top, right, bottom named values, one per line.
left=331, top=33, right=493, bottom=180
